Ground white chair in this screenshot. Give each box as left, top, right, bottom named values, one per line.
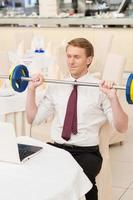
left=4, top=112, right=31, bottom=137
left=96, top=53, right=126, bottom=200
left=102, top=53, right=126, bottom=84
left=102, top=53, right=126, bottom=145
left=13, top=31, right=33, bottom=54
left=54, top=39, right=68, bottom=79
left=90, top=33, right=113, bottom=74
left=97, top=122, right=113, bottom=200
left=0, top=51, right=10, bottom=74
left=0, top=51, right=11, bottom=88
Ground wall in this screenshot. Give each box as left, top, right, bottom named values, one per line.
left=0, top=27, right=132, bottom=73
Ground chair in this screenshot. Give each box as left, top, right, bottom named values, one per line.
left=102, top=53, right=126, bottom=145
left=96, top=53, right=126, bottom=200
left=54, top=39, right=68, bottom=79
left=96, top=122, right=113, bottom=200
left=13, top=31, right=33, bottom=54
left=90, top=33, right=113, bottom=74
left=4, top=112, right=31, bottom=137
left=102, top=53, right=126, bottom=84
left=0, top=51, right=10, bottom=74
left=0, top=51, right=11, bottom=88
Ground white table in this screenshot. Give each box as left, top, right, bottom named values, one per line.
left=0, top=136, right=92, bottom=200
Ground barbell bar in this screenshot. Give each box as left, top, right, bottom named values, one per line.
left=0, top=65, right=133, bottom=104
left=21, top=76, right=126, bottom=90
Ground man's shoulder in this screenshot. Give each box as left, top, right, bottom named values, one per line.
left=86, top=73, right=100, bottom=83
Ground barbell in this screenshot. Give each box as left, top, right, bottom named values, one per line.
left=0, top=64, right=133, bottom=104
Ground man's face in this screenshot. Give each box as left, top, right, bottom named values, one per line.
left=66, top=45, right=92, bottom=79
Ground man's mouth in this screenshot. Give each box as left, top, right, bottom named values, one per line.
left=69, top=66, right=77, bottom=69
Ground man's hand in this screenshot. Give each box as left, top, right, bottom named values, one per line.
left=99, top=80, right=117, bottom=99
left=28, top=74, right=44, bottom=91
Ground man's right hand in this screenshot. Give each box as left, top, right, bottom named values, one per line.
left=28, top=74, right=44, bottom=91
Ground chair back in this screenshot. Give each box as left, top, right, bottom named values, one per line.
left=102, top=53, right=126, bottom=84
left=97, top=53, right=126, bottom=200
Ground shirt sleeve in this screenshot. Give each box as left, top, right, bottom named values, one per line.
left=99, top=91, right=114, bottom=126
left=33, top=86, right=54, bottom=125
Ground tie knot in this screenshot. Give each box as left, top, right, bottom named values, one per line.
left=74, top=80, right=77, bottom=89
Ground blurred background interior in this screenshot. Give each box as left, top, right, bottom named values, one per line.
left=0, top=0, right=132, bottom=17
left=0, top=1, right=133, bottom=200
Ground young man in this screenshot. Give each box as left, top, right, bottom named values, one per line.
left=26, top=38, right=128, bottom=200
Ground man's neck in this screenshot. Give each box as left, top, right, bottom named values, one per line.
left=71, top=70, right=88, bottom=80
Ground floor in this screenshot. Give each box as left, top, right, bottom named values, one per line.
left=110, top=116, right=133, bottom=200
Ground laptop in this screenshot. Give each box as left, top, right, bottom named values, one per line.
left=0, top=122, right=43, bottom=164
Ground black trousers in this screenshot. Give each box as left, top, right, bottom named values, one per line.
left=47, top=142, right=103, bottom=200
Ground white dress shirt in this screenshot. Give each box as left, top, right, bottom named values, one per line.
left=33, top=72, right=113, bottom=146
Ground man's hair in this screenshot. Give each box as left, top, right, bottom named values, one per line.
left=66, top=38, right=94, bottom=57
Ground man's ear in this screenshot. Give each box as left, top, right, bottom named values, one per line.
left=87, top=56, right=93, bottom=65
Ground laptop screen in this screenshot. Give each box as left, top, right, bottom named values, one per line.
left=18, top=143, right=43, bottom=161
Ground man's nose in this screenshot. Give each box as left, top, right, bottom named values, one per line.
left=69, top=57, right=75, bottom=64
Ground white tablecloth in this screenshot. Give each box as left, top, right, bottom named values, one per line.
left=0, top=136, right=92, bottom=200
left=0, top=89, right=45, bottom=136
left=0, top=90, right=31, bottom=136
left=0, top=90, right=26, bottom=114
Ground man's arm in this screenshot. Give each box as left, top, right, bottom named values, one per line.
left=109, top=95, right=128, bottom=133
left=26, top=74, right=44, bottom=124
left=100, top=80, right=128, bottom=133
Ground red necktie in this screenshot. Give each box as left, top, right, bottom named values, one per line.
left=62, top=84, right=78, bottom=141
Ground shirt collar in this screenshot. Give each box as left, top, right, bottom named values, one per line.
left=68, top=71, right=92, bottom=82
